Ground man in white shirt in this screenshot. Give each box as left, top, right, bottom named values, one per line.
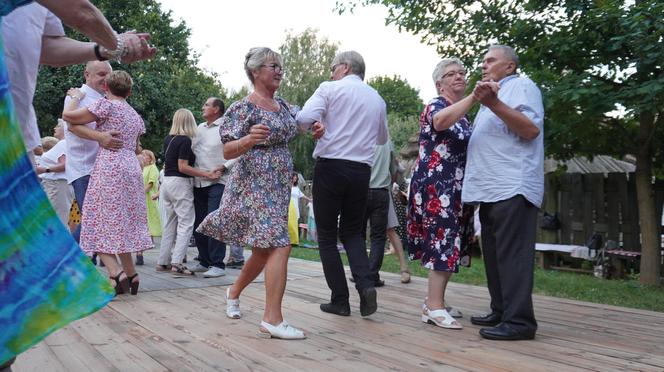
left=296, top=50, right=388, bottom=317
left=63, top=61, right=117, bottom=244
left=1, top=2, right=155, bottom=159
left=191, top=97, right=237, bottom=278
left=462, top=45, right=544, bottom=341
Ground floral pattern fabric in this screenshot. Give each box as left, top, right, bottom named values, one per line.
left=406, top=96, right=473, bottom=272
left=197, top=96, right=298, bottom=248
left=79, top=98, right=153, bottom=254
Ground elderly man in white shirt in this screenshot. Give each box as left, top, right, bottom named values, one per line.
left=296, top=50, right=388, bottom=318
left=462, top=45, right=544, bottom=341
left=191, top=97, right=238, bottom=278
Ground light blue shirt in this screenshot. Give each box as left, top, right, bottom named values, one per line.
left=296, top=74, right=388, bottom=166
left=461, top=74, right=545, bottom=207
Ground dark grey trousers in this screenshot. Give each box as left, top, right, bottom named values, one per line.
left=479, top=195, right=538, bottom=333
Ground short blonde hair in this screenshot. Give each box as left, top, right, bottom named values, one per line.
left=142, top=149, right=156, bottom=165
left=169, top=108, right=197, bottom=137
left=41, top=136, right=59, bottom=152
left=106, top=70, right=133, bottom=97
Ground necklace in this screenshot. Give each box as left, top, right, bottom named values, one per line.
left=251, top=91, right=279, bottom=111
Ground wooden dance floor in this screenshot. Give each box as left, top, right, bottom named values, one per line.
left=14, top=248, right=664, bottom=371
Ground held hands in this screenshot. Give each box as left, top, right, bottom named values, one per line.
left=311, top=121, right=325, bottom=140
left=205, top=169, right=222, bottom=181
left=472, top=81, right=501, bottom=106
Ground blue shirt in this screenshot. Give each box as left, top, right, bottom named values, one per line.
left=461, top=74, right=545, bottom=207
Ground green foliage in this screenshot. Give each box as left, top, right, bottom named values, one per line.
left=34, top=0, right=227, bottom=158
left=279, top=29, right=339, bottom=179
left=368, top=75, right=423, bottom=117
left=388, top=114, right=419, bottom=153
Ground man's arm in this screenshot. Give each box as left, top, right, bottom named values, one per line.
left=295, top=84, right=327, bottom=130
left=473, top=82, right=540, bottom=140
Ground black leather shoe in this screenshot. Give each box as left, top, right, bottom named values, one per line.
left=320, top=302, right=351, bottom=316
left=359, top=287, right=377, bottom=316
left=470, top=312, right=502, bottom=326
left=479, top=323, right=535, bottom=341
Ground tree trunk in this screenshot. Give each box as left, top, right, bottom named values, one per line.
left=636, top=113, right=661, bottom=285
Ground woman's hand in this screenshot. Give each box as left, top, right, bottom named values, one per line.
left=311, top=121, right=325, bottom=140
left=205, top=170, right=221, bottom=181
left=67, top=88, right=85, bottom=101
left=246, top=124, right=270, bottom=146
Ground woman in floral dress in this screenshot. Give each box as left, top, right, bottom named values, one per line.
left=198, top=47, right=324, bottom=340
left=407, top=59, right=482, bottom=329
left=63, top=70, right=153, bottom=296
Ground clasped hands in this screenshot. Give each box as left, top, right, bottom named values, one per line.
left=472, top=81, right=501, bottom=105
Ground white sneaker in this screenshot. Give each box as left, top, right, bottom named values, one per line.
left=190, top=263, right=208, bottom=273
left=203, top=266, right=226, bottom=278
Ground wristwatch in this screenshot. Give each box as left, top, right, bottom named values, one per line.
left=45, top=168, right=51, bottom=173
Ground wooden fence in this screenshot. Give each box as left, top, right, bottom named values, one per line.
left=539, top=172, right=664, bottom=264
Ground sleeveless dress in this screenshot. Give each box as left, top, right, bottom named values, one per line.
left=197, top=96, right=298, bottom=248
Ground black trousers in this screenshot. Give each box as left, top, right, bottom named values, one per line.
left=364, top=188, right=389, bottom=283
left=479, top=195, right=538, bottom=333
left=313, top=158, right=372, bottom=304
left=193, top=184, right=226, bottom=269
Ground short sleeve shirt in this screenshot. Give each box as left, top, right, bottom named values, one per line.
left=163, top=135, right=195, bottom=177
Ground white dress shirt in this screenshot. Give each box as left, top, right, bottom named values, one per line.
left=39, top=140, right=67, bottom=181
left=296, top=74, right=388, bottom=166
left=461, top=74, right=545, bottom=207
left=64, top=84, right=102, bottom=184
left=192, top=118, right=238, bottom=187
left=2, top=3, right=64, bottom=150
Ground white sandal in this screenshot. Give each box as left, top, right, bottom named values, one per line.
left=226, top=287, right=241, bottom=319
left=257, top=321, right=306, bottom=340
left=422, top=306, right=463, bottom=329
left=422, top=297, right=463, bottom=318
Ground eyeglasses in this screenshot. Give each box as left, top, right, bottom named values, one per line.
left=441, top=69, right=467, bottom=79
left=262, top=63, right=284, bottom=73
left=330, top=63, right=346, bottom=73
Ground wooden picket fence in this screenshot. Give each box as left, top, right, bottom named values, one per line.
left=538, top=172, right=664, bottom=273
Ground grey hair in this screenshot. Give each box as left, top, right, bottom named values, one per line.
left=488, top=45, right=519, bottom=71
left=432, top=58, right=464, bottom=86
left=244, top=47, right=283, bottom=84
left=331, top=51, right=366, bottom=80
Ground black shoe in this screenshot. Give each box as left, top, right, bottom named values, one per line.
left=320, top=302, right=351, bottom=316
left=470, top=312, right=502, bottom=326
left=135, top=255, right=144, bottom=266
left=479, top=323, right=535, bottom=341
left=359, top=287, right=377, bottom=317
left=226, top=259, right=244, bottom=269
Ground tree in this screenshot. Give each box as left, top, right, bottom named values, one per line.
left=34, top=0, right=227, bottom=158
left=340, top=0, right=664, bottom=285
left=368, top=75, right=423, bottom=117
left=279, top=28, right=339, bottom=179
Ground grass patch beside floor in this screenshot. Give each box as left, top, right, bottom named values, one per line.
left=289, top=246, right=664, bottom=313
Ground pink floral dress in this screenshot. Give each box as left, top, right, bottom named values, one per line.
left=79, top=98, right=153, bottom=254
left=406, top=96, right=474, bottom=272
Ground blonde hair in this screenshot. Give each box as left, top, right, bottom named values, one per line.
left=41, top=136, right=59, bottom=152
left=169, top=108, right=197, bottom=137
left=141, top=149, right=156, bottom=165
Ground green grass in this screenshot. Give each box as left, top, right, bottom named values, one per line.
left=289, top=246, right=664, bottom=313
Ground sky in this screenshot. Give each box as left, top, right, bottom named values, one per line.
left=156, top=0, right=442, bottom=102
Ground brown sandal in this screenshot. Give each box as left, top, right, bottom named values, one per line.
left=171, top=264, right=195, bottom=277
left=127, top=273, right=140, bottom=295
left=110, top=271, right=129, bottom=295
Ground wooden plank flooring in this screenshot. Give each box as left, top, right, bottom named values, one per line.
left=13, top=247, right=664, bottom=372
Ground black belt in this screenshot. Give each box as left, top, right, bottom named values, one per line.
left=316, top=157, right=369, bottom=168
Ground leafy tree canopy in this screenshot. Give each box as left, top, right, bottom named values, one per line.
left=35, top=0, right=227, bottom=157
left=368, top=75, right=423, bottom=117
